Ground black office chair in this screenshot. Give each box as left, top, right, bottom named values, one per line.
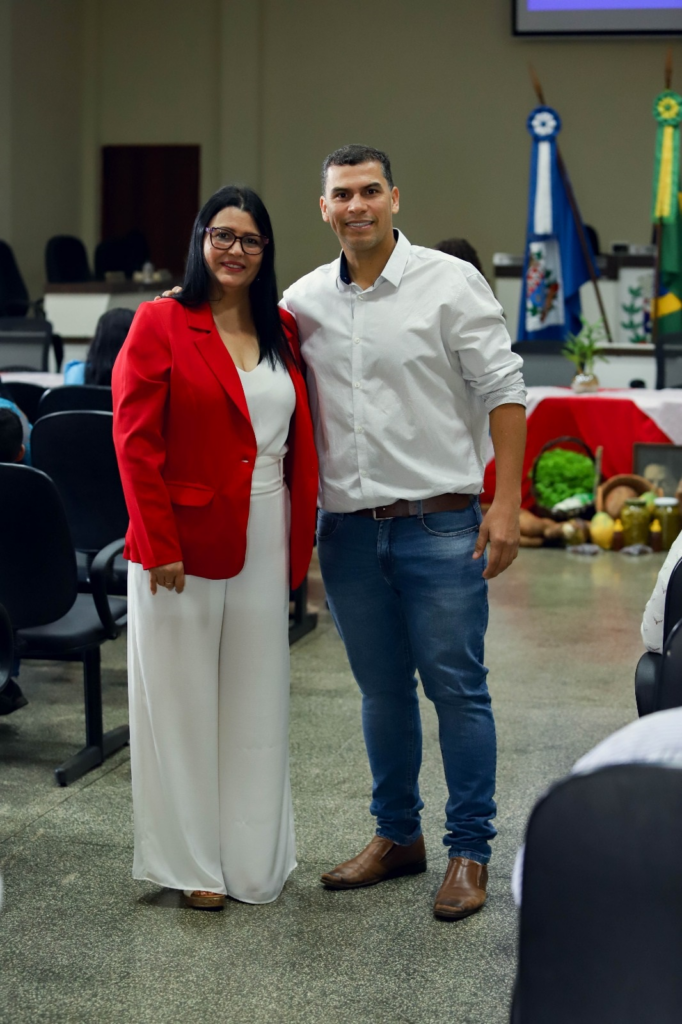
left=122, top=229, right=150, bottom=277
left=45, top=236, right=92, bottom=284
left=0, top=602, right=13, bottom=694
left=635, top=555, right=682, bottom=715
left=0, top=463, right=128, bottom=785
left=0, top=318, right=57, bottom=372
left=94, top=238, right=128, bottom=280
left=511, top=764, right=682, bottom=1024
left=0, top=240, right=30, bottom=317
left=0, top=380, right=46, bottom=423
left=31, top=411, right=128, bottom=595
left=657, top=618, right=682, bottom=711
left=37, top=385, right=112, bottom=418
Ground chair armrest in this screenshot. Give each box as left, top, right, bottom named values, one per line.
left=0, top=602, right=14, bottom=692
left=634, top=651, right=661, bottom=717
left=89, top=539, right=126, bottom=638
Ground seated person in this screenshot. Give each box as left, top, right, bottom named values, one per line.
left=0, top=406, right=26, bottom=465
left=0, top=388, right=31, bottom=465
left=512, top=706, right=682, bottom=905
left=641, top=529, right=682, bottom=653
left=63, top=307, right=135, bottom=386
left=0, top=407, right=28, bottom=715
left=432, top=237, right=485, bottom=276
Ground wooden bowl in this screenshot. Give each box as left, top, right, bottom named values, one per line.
left=596, top=474, right=653, bottom=519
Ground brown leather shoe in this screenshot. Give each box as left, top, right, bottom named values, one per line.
left=321, top=835, right=426, bottom=889
left=182, top=889, right=225, bottom=910
left=433, top=857, right=488, bottom=920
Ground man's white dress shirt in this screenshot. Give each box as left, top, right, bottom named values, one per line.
left=281, top=231, right=526, bottom=512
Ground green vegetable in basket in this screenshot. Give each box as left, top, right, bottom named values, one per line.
left=533, top=448, right=595, bottom=509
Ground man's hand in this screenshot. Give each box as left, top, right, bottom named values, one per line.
left=157, top=286, right=183, bottom=300
left=149, top=561, right=186, bottom=594
left=473, top=501, right=520, bottom=579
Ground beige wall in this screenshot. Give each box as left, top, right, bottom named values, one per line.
left=259, top=0, right=682, bottom=287
left=1, top=0, right=680, bottom=297
left=2, top=0, right=82, bottom=298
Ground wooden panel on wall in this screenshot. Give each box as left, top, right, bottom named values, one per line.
left=101, top=145, right=200, bottom=277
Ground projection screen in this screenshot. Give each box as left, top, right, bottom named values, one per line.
left=514, top=0, right=682, bottom=35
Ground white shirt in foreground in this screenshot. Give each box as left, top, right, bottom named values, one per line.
left=511, top=707, right=682, bottom=905
left=641, top=532, right=682, bottom=653
left=281, top=231, right=526, bottom=513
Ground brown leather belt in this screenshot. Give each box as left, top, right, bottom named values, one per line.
left=351, top=493, right=473, bottom=520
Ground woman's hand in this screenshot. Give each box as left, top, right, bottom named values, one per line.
left=149, top=561, right=186, bottom=595
left=157, top=286, right=183, bottom=300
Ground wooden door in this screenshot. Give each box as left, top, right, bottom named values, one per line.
left=101, top=145, right=200, bottom=277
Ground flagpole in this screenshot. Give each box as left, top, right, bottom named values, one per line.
left=653, top=49, right=674, bottom=389
left=653, top=217, right=664, bottom=389
left=528, top=65, right=614, bottom=344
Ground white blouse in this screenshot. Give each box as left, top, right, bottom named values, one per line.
left=237, top=357, right=296, bottom=460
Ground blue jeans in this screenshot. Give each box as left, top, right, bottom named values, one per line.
left=317, top=499, right=496, bottom=864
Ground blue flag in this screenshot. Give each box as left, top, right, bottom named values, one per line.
left=517, top=106, right=597, bottom=342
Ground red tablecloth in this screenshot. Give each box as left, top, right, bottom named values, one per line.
left=482, top=390, right=674, bottom=509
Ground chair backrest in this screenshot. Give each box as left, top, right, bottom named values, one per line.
left=94, top=238, right=127, bottom=280
left=0, top=241, right=29, bottom=318
left=514, top=764, right=682, bottom=1024
left=663, top=556, right=682, bottom=640
left=37, top=385, right=112, bottom=418
left=1, top=381, right=46, bottom=423
left=45, top=235, right=92, bottom=284
left=31, top=411, right=128, bottom=554
left=657, top=618, right=682, bottom=712
left=0, top=319, right=53, bottom=372
left=0, top=603, right=13, bottom=690
left=0, top=464, right=77, bottom=629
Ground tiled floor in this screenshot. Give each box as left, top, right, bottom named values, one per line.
left=0, top=549, right=662, bottom=1024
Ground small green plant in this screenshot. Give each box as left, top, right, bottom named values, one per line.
left=562, top=316, right=609, bottom=374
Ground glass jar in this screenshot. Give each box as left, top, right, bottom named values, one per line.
left=654, top=498, right=681, bottom=551
left=621, top=498, right=651, bottom=546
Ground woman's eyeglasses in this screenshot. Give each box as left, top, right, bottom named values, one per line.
left=205, top=227, right=269, bottom=256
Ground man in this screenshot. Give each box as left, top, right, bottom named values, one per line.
left=281, top=144, right=526, bottom=920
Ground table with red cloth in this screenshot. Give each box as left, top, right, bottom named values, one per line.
left=482, top=387, right=682, bottom=509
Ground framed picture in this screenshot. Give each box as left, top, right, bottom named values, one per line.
left=633, top=443, right=682, bottom=497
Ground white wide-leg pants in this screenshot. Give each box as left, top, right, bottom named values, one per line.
left=126, top=459, right=295, bottom=903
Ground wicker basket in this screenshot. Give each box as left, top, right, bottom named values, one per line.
left=531, top=436, right=598, bottom=521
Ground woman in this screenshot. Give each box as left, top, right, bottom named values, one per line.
left=63, top=307, right=135, bottom=385
left=112, top=185, right=318, bottom=910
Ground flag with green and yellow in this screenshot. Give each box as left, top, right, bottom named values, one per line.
left=652, top=90, right=682, bottom=335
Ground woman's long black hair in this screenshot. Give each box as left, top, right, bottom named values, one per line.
left=85, top=307, right=135, bottom=386
left=174, top=185, right=289, bottom=370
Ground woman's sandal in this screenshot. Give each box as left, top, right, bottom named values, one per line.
left=182, top=890, right=226, bottom=910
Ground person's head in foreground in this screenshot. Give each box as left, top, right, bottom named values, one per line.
left=174, top=183, right=287, bottom=368
left=86, top=307, right=135, bottom=386
left=320, top=144, right=399, bottom=256
left=0, top=408, right=25, bottom=464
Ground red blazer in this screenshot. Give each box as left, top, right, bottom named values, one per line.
left=112, top=300, right=318, bottom=588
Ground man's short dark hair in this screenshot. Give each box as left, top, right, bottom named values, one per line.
left=321, top=145, right=394, bottom=192
left=0, top=408, right=23, bottom=463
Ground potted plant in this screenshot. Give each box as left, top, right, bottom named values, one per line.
left=562, top=317, right=609, bottom=393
